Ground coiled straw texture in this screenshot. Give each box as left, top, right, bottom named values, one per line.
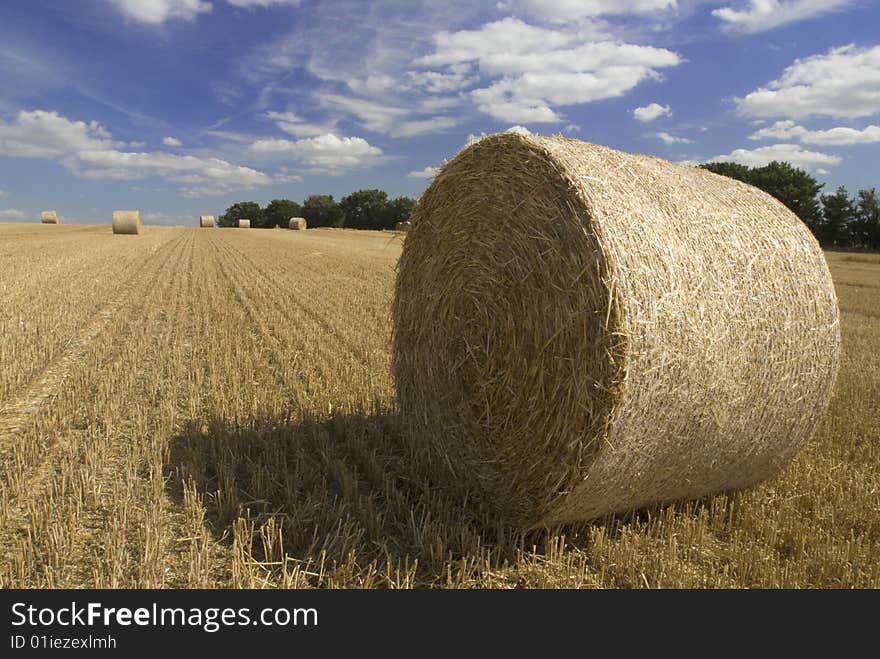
left=392, top=133, right=840, bottom=527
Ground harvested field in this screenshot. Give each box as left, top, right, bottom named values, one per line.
left=0, top=223, right=877, bottom=588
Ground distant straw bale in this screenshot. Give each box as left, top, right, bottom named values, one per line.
left=392, top=132, right=841, bottom=528
left=40, top=211, right=59, bottom=224
left=395, top=221, right=411, bottom=232
left=199, top=215, right=214, bottom=228
left=112, top=210, right=141, bottom=235
left=238, top=219, right=251, bottom=229
left=289, top=217, right=307, bottom=230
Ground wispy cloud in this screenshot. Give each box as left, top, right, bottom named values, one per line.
left=654, top=131, right=691, bottom=144
left=249, top=133, right=385, bottom=174
left=633, top=102, right=671, bottom=122
left=749, top=120, right=880, bottom=146
left=0, top=109, right=279, bottom=197
left=709, top=143, right=841, bottom=169
left=737, top=45, right=880, bottom=119
left=713, top=0, right=854, bottom=34
left=414, top=17, right=681, bottom=123
left=407, top=165, right=440, bottom=179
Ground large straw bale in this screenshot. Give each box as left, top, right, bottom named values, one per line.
left=112, top=210, right=141, bottom=235
left=289, top=217, right=307, bottom=230
left=238, top=219, right=251, bottom=228
left=40, top=211, right=59, bottom=224
left=392, top=133, right=841, bottom=527
left=200, top=215, right=214, bottom=228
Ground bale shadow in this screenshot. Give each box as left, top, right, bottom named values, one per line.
left=165, top=410, right=744, bottom=587
left=165, top=409, right=532, bottom=587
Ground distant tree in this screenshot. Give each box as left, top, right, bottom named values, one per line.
left=219, top=201, right=264, bottom=228
left=264, top=198, right=302, bottom=228
left=301, top=195, right=344, bottom=228
left=383, top=196, right=417, bottom=229
left=852, top=188, right=880, bottom=250
left=747, top=161, right=824, bottom=232
left=702, top=160, right=824, bottom=234
left=700, top=162, right=752, bottom=183
left=819, top=186, right=855, bottom=247
left=340, top=189, right=389, bottom=230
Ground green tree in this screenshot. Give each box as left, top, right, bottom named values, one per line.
left=852, top=188, right=880, bottom=250
left=219, top=201, right=264, bottom=228
left=702, top=160, right=824, bottom=234
left=747, top=161, right=824, bottom=232
left=340, top=189, right=388, bottom=230
left=819, top=186, right=855, bottom=247
left=383, top=196, right=417, bottom=229
left=700, top=162, right=752, bottom=183
left=264, top=198, right=302, bottom=228
left=301, top=195, right=344, bottom=228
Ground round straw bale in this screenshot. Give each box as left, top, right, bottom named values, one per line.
left=40, top=211, right=59, bottom=224
left=392, top=133, right=841, bottom=528
left=289, top=217, right=307, bottom=230
left=112, top=210, right=141, bottom=235
left=238, top=219, right=251, bottom=229
left=395, top=221, right=411, bottom=232
left=200, top=215, right=215, bottom=228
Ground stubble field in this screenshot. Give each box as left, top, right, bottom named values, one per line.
left=0, top=223, right=877, bottom=588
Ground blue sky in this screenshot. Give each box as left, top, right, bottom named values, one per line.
left=0, top=0, right=878, bottom=225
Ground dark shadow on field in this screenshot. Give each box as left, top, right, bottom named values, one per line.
left=165, top=410, right=742, bottom=587
left=165, top=409, right=534, bottom=587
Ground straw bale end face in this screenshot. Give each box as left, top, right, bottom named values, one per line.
left=392, top=132, right=841, bottom=528
left=41, top=211, right=59, bottom=224
left=112, top=210, right=141, bottom=235
left=238, top=219, right=251, bottom=229
left=199, top=215, right=215, bottom=228
left=289, top=217, right=307, bottom=230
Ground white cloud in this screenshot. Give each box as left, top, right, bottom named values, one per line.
left=406, top=68, right=476, bottom=93
left=162, top=136, right=183, bottom=147
left=0, top=208, right=26, bottom=219
left=392, top=117, right=457, bottom=138
left=408, top=166, right=440, bottom=179
left=0, top=109, right=276, bottom=197
left=0, top=190, right=5, bottom=197
left=471, top=93, right=561, bottom=123
left=65, top=149, right=273, bottom=197
left=107, top=0, right=211, bottom=24
left=633, top=102, right=671, bottom=122
left=264, top=111, right=333, bottom=138
left=415, top=18, right=681, bottom=124
left=655, top=131, right=692, bottom=144
left=713, top=1, right=854, bottom=34
left=316, top=93, right=408, bottom=134
left=514, top=0, right=676, bottom=21
left=737, top=45, right=880, bottom=119
left=249, top=133, right=383, bottom=173
left=0, top=110, right=121, bottom=158
left=505, top=125, right=532, bottom=135
left=750, top=120, right=880, bottom=145
left=226, top=0, right=300, bottom=6
left=108, top=0, right=300, bottom=24
left=816, top=168, right=829, bottom=175
left=709, top=143, right=841, bottom=169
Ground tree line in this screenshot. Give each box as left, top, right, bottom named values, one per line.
left=218, top=166, right=879, bottom=251
left=218, top=190, right=416, bottom=230
left=701, top=161, right=880, bottom=251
